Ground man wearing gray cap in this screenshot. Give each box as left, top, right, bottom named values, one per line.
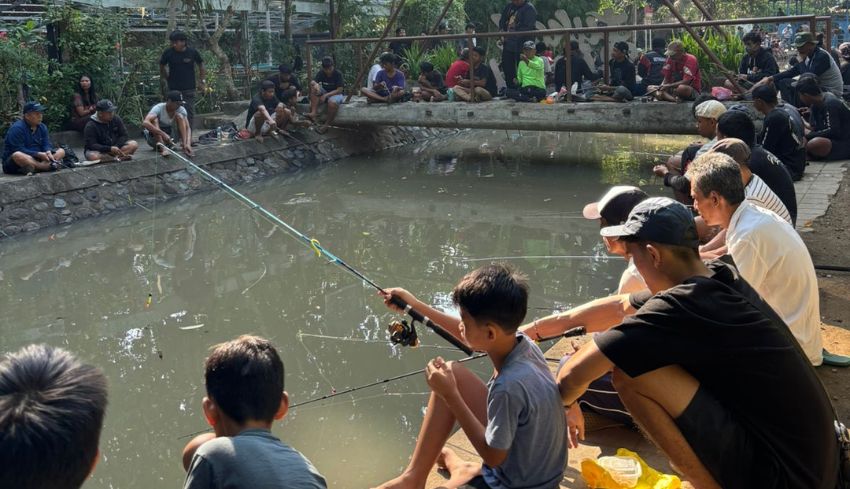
left=756, top=31, right=843, bottom=106
left=557, top=197, right=840, bottom=489
left=505, top=41, right=546, bottom=102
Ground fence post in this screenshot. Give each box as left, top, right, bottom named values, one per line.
left=565, top=33, right=573, bottom=102
left=468, top=34, right=476, bottom=102
left=603, top=31, right=610, bottom=85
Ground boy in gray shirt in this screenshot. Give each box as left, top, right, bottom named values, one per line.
left=374, top=264, right=567, bottom=489
left=181, top=335, right=327, bottom=489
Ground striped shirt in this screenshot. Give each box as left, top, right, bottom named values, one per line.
left=746, top=174, right=791, bottom=224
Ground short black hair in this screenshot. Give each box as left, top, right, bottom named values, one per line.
left=613, top=41, right=629, bottom=54
left=419, top=61, right=434, bottom=72
left=452, top=264, right=529, bottom=332
left=281, top=87, right=298, bottom=101
left=796, top=76, right=822, bottom=96
left=570, top=40, right=579, bottom=51
left=395, top=27, right=404, bottom=35
left=536, top=42, right=547, bottom=53
left=0, top=344, right=108, bottom=489
left=717, top=111, right=755, bottom=147
left=465, top=22, right=476, bottom=30
left=278, top=64, right=292, bottom=73
left=751, top=84, right=778, bottom=104
left=379, top=52, right=396, bottom=65
left=652, top=37, right=666, bottom=50
left=260, top=79, right=276, bottom=91
left=205, top=335, right=284, bottom=424
left=170, top=30, right=188, bottom=42
left=742, top=31, right=763, bottom=45
left=473, top=45, right=486, bottom=57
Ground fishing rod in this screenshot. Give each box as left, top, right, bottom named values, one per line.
left=461, top=255, right=614, bottom=263
left=176, top=353, right=488, bottom=441
left=157, top=143, right=472, bottom=355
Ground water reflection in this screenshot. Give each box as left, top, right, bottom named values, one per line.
left=0, top=130, right=683, bottom=488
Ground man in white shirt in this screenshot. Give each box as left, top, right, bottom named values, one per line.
left=142, top=91, right=192, bottom=156
left=687, top=152, right=823, bottom=365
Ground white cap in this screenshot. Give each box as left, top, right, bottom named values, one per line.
left=582, top=186, right=648, bottom=223
left=694, top=100, right=727, bottom=120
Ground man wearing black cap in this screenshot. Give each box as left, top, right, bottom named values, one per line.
left=307, top=56, right=344, bottom=134
left=498, top=0, right=536, bottom=90
left=160, top=30, right=206, bottom=127
left=553, top=40, right=602, bottom=96
left=83, top=100, right=139, bottom=162
left=756, top=31, right=843, bottom=106
left=557, top=197, right=841, bottom=489
left=142, top=91, right=193, bottom=157
left=797, top=76, right=850, bottom=160
left=2, top=102, right=66, bottom=174
left=266, top=64, right=301, bottom=101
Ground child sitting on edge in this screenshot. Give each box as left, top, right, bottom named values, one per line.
left=361, top=52, right=406, bottom=103
left=181, top=335, right=327, bottom=489
left=373, top=264, right=567, bottom=489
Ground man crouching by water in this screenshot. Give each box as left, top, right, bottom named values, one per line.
left=373, top=264, right=566, bottom=489
left=558, top=198, right=841, bottom=489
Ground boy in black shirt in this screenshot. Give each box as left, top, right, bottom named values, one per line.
left=307, top=57, right=344, bottom=134
left=247, top=80, right=285, bottom=142
left=797, top=76, right=850, bottom=160
left=160, top=30, right=206, bottom=127
left=554, top=40, right=602, bottom=95
left=752, top=85, right=806, bottom=180
left=266, top=64, right=301, bottom=100
left=452, top=46, right=498, bottom=102
left=417, top=62, right=446, bottom=102
left=726, top=31, right=778, bottom=90
left=558, top=197, right=840, bottom=489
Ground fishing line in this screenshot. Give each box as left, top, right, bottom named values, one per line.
left=461, top=255, right=614, bottom=263
left=297, top=332, right=457, bottom=350
left=159, top=143, right=472, bottom=355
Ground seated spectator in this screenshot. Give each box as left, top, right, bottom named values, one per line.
left=278, top=88, right=311, bottom=130
left=307, top=56, right=344, bottom=134
left=361, top=52, right=406, bottom=103
left=838, top=42, right=850, bottom=95
left=417, top=62, right=446, bottom=102
left=636, top=37, right=667, bottom=95
left=143, top=91, right=193, bottom=157
left=797, top=76, right=850, bottom=161
left=506, top=41, right=546, bottom=102
left=452, top=46, right=498, bottom=102
left=247, top=80, right=285, bottom=142
left=687, top=153, right=824, bottom=365
left=554, top=40, right=602, bottom=96
left=715, top=110, right=798, bottom=224
left=70, top=74, right=97, bottom=132
left=557, top=197, right=840, bottom=488
left=756, top=32, right=843, bottom=105
left=83, top=99, right=139, bottom=162
left=366, top=55, right=383, bottom=89
left=649, top=40, right=702, bottom=102
left=444, top=49, right=470, bottom=89
left=181, top=335, right=327, bottom=489
left=725, top=31, right=778, bottom=91
left=536, top=41, right=553, bottom=87
left=373, top=265, right=567, bottom=489
left=266, top=64, right=301, bottom=100
left=751, top=84, right=806, bottom=179
left=2, top=102, right=66, bottom=174
left=652, top=99, right=726, bottom=204
left=0, top=344, right=108, bottom=489
left=591, top=41, right=636, bottom=102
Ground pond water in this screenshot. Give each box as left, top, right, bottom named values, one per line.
left=0, top=130, right=687, bottom=488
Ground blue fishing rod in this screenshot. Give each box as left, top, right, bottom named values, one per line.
left=157, top=144, right=472, bottom=355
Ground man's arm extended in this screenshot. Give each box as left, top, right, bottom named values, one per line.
left=518, top=293, right=636, bottom=339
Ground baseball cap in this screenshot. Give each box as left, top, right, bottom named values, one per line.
left=694, top=100, right=727, bottom=120
left=522, top=40, right=536, bottom=50
left=95, top=99, right=117, bottom=112
left=839, top=42, right=850, bottom=60
left=794, top=32, right=815, bottom=48
left=166, top=90, right=184, bottom=103
left=583, top=186, right=649, bottom=225
left=600, top=197, right=699, bottom=248
left=664, top=40, right=683, bottom=56
left=23, top=102, right=45, bottom=114
left=321, top=56, right=334, bottom=68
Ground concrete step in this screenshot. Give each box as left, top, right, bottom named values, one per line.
left=220, top=100, right=251, bottom=116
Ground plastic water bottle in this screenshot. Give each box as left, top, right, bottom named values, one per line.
left=447, top=88, right=455, bottom=102
left=217, top=127, right=223, bottom=142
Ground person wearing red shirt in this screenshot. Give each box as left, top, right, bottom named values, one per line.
left=649, top=40, right=702, bottom=102
left=445, top=49, right=471, bottom=88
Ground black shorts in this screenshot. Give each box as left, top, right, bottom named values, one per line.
left=461, top=475, right=491, bottom=489
left=826, top=139, right=850, bottom=161
left=2, top=155, right=24, bottom=175
left=675, top=386, right=782, bottom=489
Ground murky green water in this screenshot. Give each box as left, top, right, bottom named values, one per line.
left=0, top=130, right=685, bottom=488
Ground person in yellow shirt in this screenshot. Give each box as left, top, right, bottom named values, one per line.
left=506, top=41, right=546, bottom=102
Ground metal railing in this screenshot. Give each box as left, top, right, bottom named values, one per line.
left=304, top=13, right=831, bottom=102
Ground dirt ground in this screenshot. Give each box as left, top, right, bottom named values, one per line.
left=802, top=163, right=850, bottom=422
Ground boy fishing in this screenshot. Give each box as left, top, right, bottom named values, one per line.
left=373, top=264, right=567, bottom=489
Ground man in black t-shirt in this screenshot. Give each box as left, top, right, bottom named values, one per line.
left=452, top=46, right=497, bottom=102
left=752, top=85, right=806, bottom=180
left=725, top=31, right=778, bottom=91
left=159, top=30, right=206, bottom=128
left=557, top=197, right=840, bottom=489
left=246, top=81, right=285, bottom=142
left=266, top=64, right=301, bottom=101
left=307, top=57, right=344, bottom=134
left=417, top=62, right=446, bottom=102
left=797, top=76, right=850, bottom=161
left=592, top=41, right=636, bottom=102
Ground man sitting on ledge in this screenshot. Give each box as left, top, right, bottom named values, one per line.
left=142, top=91, right=193, bottom=157
left=648, top=40, right=702, bottom=102
left=558, top=197, right=840, bottom=489
left=360, top=52, right=406, bottom=104
left=84, top=99, right=139, bottom=162
left=2, top=102, right=66, bottom=174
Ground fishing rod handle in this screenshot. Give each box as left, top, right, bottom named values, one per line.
left=390, top=296, right=474, bottom=355
left=537, top=325, right=587, bottom=343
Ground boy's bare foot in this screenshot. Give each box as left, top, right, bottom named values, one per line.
left=370, top=472, right=421, bottom=489
left=160, top=149, right=170, bottom=157
left=434, top=448, right=481, bottom=489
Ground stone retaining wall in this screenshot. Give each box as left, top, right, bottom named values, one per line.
left=0, top=126, right=456, bottom=238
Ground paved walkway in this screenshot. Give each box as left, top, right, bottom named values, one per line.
left=795, top=160, right=848, bottom=232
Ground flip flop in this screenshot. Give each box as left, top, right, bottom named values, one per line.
left=823, top=349, right=850, bottom=367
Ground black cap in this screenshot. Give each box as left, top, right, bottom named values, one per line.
left=583, top=186, right=649, bottom=225
left=95, top=99, right=116, bottom=112
left=23, top=102, right=45, bottom=114
left=278, top=64, right=291, bottom=73
left=600, top=197, right=699, bottom=248
left=321, top=56, right=334, bottom=68
left=169, top=30, right=188, bottom=42
left=166, top=90, right=184, bottom=103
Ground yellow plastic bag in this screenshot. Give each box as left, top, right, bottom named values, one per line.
left=580, top=448, right=681, bottom=489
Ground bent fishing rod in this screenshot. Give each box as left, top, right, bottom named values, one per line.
left=157, top=143, right=472, bottom=355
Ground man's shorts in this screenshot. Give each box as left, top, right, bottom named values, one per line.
left=2, top=155, right=25, bottom=175
left=826, top=138, right=850, bottom=161
left=318, top=87, right=344, bottom=105
left=247, top=120, right=274, bottom=136
left=143, top=125, right=178, bottom=148
left=675, top=385, right=781, bottom=489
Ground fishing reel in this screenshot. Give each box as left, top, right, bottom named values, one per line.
left=388, top=319, right=420, bottom=348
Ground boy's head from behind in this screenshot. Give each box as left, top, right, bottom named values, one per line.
left=452, top=264, right=528, bottom=339
left=0, top=344, right=108, bottom=489
left=204, top=335, right=287, bottom=431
